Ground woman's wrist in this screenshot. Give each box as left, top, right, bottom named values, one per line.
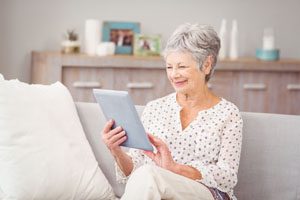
left=169, top=163, right=202, bottom=180
left=169, top=162, right=181, bottom=174
left=110, top=147, right=124, bottom=157
left=113, top=150, right=134, bottom=177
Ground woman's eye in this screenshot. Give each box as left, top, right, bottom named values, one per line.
left=166, top=66, right=172, bottom=69
left=179, top=66, right=187, bottom=68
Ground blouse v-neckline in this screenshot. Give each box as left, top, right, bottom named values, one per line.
left=172, top=93, right=224, bottom=132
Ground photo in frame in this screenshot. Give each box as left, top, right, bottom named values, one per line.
left=102, top=21, right=140, bottom=54
left=133, top=34, right=162, bottom=56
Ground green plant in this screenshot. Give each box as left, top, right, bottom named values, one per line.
left=64, top=29, right=78, bottom=41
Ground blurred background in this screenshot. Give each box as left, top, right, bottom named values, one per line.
left=1, top=0, right=300, bottom=81
left=1, top=0, right=300, bottom=114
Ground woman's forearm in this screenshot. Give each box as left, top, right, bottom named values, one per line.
left=112, top=149, right=134, bottom=176
left=171, top=163, right=202, bottom=180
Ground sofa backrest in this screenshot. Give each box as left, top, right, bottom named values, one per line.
left=235, top=112, right=300, bottom=200
left=75, top=102, right=300, bottom=200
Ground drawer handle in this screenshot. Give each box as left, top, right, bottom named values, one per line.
left=73, top=81, right=102, bottom=88
left=243, top=83, right=266, bottom=90
left=127, top=82, right=153, bottom=89
left=287, top=84, right=300, bottom=91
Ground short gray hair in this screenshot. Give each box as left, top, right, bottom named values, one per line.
left=163, top=23, right=220, bottom=82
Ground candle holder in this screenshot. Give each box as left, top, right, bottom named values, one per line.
left=256, top=48, right=280, bottom=61
left=256, top=28, right=279, bottom=61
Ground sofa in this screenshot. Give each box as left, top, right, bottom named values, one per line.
left=75, top=102, right=300, bottom=200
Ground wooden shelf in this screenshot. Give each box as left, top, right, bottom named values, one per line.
left=31, top=51, right=300, bottom=114
left=32, top=51, right=300, bottom=71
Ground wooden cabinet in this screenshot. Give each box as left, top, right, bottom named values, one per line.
left=31, top=52, right=172, bottom=105
left=208, top=70, right=300, bottom=115
left=209, top=71, right=238, bottom=104
left=31, top=52, right=300, bottom=115
left=276, top=72, right=300, bottom=115
left=62, top=67, right=114, bottom=102
left=113, top=68, right=173, bottom=105
left=236, top=71, right=273, bottom=113
left=62, top=67, right=172, bottom=105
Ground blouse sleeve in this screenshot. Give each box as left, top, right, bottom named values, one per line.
left=188, top=110, right=243, bottom=192
left=115, top=148, right=147, bottom=183
left=115, top=103, right=153, bottom=183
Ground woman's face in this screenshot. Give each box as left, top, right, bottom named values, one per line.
left=166, top=52, right=206, bottom=94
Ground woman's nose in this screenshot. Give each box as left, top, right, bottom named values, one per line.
left=171, top=68, right=180, bottom=77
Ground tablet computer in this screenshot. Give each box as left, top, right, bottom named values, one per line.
left=93, top=89, right=154, bottom=151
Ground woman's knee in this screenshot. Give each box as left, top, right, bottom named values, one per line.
left=123, top=165, right=162, bottom=199
left=131, top=164, right=156, bottom=177
left=125, top=165, right=158, bottom=191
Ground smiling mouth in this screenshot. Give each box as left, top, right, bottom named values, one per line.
left=173, top=80, right=187, bottom=87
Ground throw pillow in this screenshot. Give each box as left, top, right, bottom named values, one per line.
left=0, top=78, right=116, bottom=199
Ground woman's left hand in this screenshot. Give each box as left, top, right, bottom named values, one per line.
left=143, top=133, right=177, bottom=172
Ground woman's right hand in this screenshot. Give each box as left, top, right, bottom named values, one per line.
left=102, top=119, right=127, bottom=155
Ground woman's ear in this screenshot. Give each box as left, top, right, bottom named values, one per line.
left=201, top=56, right=213, bottom=75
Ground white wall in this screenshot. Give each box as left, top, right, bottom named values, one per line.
left=1, top=0, right=300, bottom=82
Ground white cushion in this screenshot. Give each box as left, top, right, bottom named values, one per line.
left=0, top=73, right=4, bottom=81
left=0, top=79, right=115, bottom=199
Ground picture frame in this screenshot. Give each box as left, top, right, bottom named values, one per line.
left=133, top=34, right=162, bottom=57
left=102, top=21, right=140, bottom=54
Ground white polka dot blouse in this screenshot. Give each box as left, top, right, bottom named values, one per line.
left=116, top=92, right=243, bottom=200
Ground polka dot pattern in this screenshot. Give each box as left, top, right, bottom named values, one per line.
left=116, top=93, right=243, bottom=200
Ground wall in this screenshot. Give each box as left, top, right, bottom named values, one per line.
left=0, top=0, right=299, bottom=82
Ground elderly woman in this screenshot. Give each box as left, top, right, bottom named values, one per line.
left=102, top=23, right=243, bottom=200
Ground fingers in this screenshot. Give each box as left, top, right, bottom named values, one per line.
left=109, top=131, right=126, bottom=144
left=102, top=120, right=127, bottom=149
left=113, top=134, right=127, bottom=146
left=107, top=132, right=127, bottom=149
left=103, top=130, right=127, bottom=149
left=105, top=126, right=123, bottom=139
left=147, top=133, right=156, bottom=143
left=103, top=119, right=114, bottom=133
left=147, top=133, right=164, bottom=147
left=102, top=126, right=123, bottom=142
left=147, top=134, right=172, bottom=158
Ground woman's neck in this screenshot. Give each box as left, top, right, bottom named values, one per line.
left=176, top=86, right=218, bottom=109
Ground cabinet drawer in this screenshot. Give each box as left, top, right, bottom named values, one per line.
left=235, top=71, right=300, bottom=114
left=62, top=67, right=114, bottom=102
left=275, top=72, right=300, bottom=114
left=209, top=71, right=238, bottom=104
left=113, top=68, right=173, bottom=105
left=235, top=71, right=273, bottom=113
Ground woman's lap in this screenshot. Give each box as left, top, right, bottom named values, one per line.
left=122, top=165, right=215, bottom=200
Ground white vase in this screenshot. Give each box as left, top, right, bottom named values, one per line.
left=219, top=19, right=227, bottom=60
left=85, top=19, right=100, bottom=56
left=229, top=19, right=239, bottom=60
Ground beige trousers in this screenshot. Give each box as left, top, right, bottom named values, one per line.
left=121, top=165, right=214, bottom=200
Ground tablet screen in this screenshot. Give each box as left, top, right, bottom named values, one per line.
left=93, top=89, right=153, bottom=151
